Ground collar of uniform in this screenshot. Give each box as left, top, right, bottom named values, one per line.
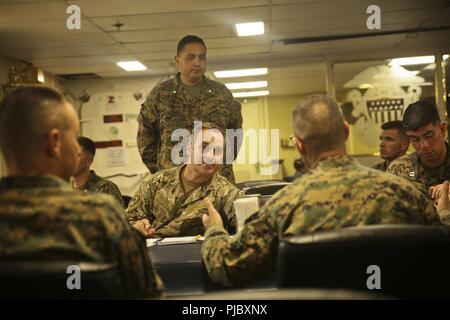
left=315, top=154, right=355, bottom=170
left=177, top=165, right=220, bottom=207
left=172, top=73, right=214, bottom=96
left=0, top=174, right=70, bottom=191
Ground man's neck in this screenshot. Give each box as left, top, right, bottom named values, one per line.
left=183, top=165, right=211, bottom=185
left=306, top=146, right=347, bottom=169
left=73, top=170, right=90, bottom=188
left=180, top=74, right=203, bottom=86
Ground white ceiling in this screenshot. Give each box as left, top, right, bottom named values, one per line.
left=0, top=0, right=449, bottom=96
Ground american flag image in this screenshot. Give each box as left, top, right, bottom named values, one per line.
left=366, top=99, right=404, bottom=125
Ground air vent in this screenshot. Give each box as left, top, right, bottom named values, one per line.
left=58, top=73, right=102, bottom=80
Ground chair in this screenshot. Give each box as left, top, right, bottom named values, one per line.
left=244, top=182, right=290, bottom=196
left=277, top=224, right=450, bottom=299
left=0, top=261, right=124, bottom=299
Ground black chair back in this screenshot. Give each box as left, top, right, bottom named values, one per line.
left=0, top=261, right=124, bottom=299
left=277, top=224, right=450, bottom=299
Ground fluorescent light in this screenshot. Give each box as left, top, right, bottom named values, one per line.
left=358, top=83, right=373, bottom=89
left=389, top=56, right=435, bottom=66
left=236, top=22, right=264, bottom=37
left=233, top=90, right=269, bottom=98
left=116, top=61, right=147, bottom=71
left=225, top=81, right=267, bottom=90
left=37, top=69, right=45, bottom=83
left=214, top=68, right=268, bottom=78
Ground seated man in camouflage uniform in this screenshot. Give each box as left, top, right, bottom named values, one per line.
left=0, top=87, right=162, bottom=298
left=201, top=94, right=450, bottom=288
left=387, top=101, right=450, bottom=197
left=127, top=122, right=242, bottom=238
left=72, top=136, right=125, bottom=207
left=372, top=120, right=410, bottom=172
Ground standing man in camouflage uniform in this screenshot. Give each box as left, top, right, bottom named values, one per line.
left=0, top=87, right=162, bottom=298
left=387, top=101, right=450, bottom=196
left=372, top=120, right=410, bottom=172
left=200, top=94, right=450, bottom=288
left=137, top=35, right=242, bottom=184
left=72, top=136, right=125, bottom=207
left=127, top=122, right=242, bottom=238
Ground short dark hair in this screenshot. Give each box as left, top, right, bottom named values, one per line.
left=402, top=100, right=441, bottom=131
left=0, top=86, right=69, bottom=162
left=177, top=35, right=206, bottom=55
left=381, top=120, right=408, bottom=140
left=77, top=136, right=96, bottom=157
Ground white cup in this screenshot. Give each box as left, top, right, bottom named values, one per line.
left=233, top=195, right=260, bottom=233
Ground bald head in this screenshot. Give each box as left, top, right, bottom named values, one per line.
left=292, top=94, right=346, bottom=153
left=0, top=86, right=80, bottom=179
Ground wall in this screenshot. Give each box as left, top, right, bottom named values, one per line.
left=61, top=75, right=163, bottom=196
left=266, top=95, right=305, bottom=177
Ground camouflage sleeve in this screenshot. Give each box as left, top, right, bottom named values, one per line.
left=215, top=183, right=244, bottom=233
left=387, top=160, right=427, bottom=195
left=137, top=89, right=160, bottom=174
left=98, top=181, right=125, bottom=208
left=201, top=207, right=278, bottom=287
left=125, top=177, right=157, bottom=225
left=101, top=197, right=164, bottom=297
left=438, top=209, right=450, bottom=225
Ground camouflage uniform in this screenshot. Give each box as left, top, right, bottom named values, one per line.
left=137, top=74, right=242, bottom=184
left=0, top=175, right=163, bottom=298
left=386, top=144, right=450, bottom=195
left=202, top=155, right=449, bottom=287
left=126, top=165, right=243, bottom=237
left=74, top=170, right=125, bottom=207
left=372, top=160, right=388, bottom=172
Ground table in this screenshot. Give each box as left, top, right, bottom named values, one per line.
left=149, top=242, right=276, bottom=297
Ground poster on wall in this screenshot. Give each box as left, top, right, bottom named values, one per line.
left=106, top=147, right=126, bottom=167
left=103, top=95, right=123, bottom=114
left=343, top=64, right=425, bottom=148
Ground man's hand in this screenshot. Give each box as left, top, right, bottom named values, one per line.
left=437, top=181, right=450, bottom=213
left=430, top=183, right=446, bottom=201
left=132, top=219, right=156, bottom=237
left=202, top=198, right=224, bottom=230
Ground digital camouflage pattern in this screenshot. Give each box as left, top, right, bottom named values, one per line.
left=202, top=155, right=449, bottom=287
left=74, top=170, right=125, bottom=207
left=126, top=165, right=243, bottom=237
left=0, top=175, right=163, bottom=298
left=386, top=146, right=450, bottom=196
left=137, top=74, right=242, bottom=184
left=372, top=160, right=388, bottom=172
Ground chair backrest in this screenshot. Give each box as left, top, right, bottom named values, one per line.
left=244, top=182, right=290, bottom=196
left=277, top=224, right=450, bottom=299
left=0, top=261, right=124, bottom=299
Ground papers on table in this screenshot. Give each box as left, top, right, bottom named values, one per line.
left=146, top=236, right=204, bottom=247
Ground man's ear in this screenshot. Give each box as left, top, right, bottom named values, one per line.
left=439, top=122, right=446, bottom=137
left=294, top=136, right=304, bottom=155
left=86, top=156, right=94, bottom=167
left=174, top=55, right=180, bottom=70
left=401, top=139, right=410, bottom=153
left=343, top=121, right=350, bottom=141
left=46, top=128, right=61, bottom=158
